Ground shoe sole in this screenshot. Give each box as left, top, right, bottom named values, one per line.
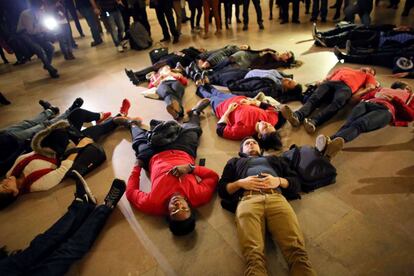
left=280, top=105, right=300, bottom=127
left=325, top=137, right=345, bottom=159
left=315, top=134, right=330, bottom=153
left=104, top=179, right=126, bottom=208
left=193, top=98, right=211, bottom=113
left=166, top=100, right=181, bottom=119
left=120, top=99, right=131, bottom=116
left=72, top=170, right=97, bottom=204
left=304, top=120, right=316, bottom=134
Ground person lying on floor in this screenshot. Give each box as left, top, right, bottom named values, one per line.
left=0, top=98, right=84, bottom=177
left=334, top=47, right=414, bottom=79
left=200, top=67, right=302, bottom=103
left=311, top=23, right=412, bottom=48
left=281, top=66, right=378, bottom=134
left=126, top=101, right=219, bottom=236
left=196, top=44, right=248, bottom=70
left=217, top=135, right=344, bottom=276
left=0, top=173, right=126, bottom=275
left=125, top=46, right=205, bottom=85
left=195, top=84, right=287, bottom=149
left=185, top=50, right=297, bottom=82
left=318, top=81, right=414, bottom=144
left=144, top=65, right=188, bottom=120
left=0, top=99, right=132, bottom=209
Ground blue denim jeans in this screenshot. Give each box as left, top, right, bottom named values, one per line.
left=331, top=101, right=392, bottom=142
left=295, top=81, right=352, bottom=126
left=196, top=84, right=235, bottom=113
left=0, top=200, right=112, bottom=276
left=1, top=108, right=75, bottom=143
left=101, top=9, right=125, bottom=46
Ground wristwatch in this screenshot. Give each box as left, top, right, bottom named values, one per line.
left=188, top=164, right=195, bottom=173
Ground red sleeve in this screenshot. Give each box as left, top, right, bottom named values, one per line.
left=176, top=75, right=188, bottom=86
left=126, top=165, right=152, bottom=212
left=392, top=96, right=414, bottom=124
left=190, top=166, right=219, bottom=207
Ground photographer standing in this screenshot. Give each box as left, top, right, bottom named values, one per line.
left=16, top=0, right=59, bottom=78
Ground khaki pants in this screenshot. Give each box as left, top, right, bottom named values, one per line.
left=173, top=0, right=182, bottom=32
left=235, top=193, right=317, bottom=276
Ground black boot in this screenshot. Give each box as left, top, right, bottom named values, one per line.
left=39, top=100, right=60, bottom=114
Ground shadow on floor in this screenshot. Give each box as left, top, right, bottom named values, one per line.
left=343, top=138, right=414, bottom=152
left=352, top=176, right=414, bottom=195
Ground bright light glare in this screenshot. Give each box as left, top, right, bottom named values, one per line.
left=43, top=16, right=58, bottom=30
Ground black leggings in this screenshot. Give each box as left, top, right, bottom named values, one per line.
left=67, top=108, right=117, bottom=142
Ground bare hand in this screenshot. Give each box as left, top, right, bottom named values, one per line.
left=259, top=173, right=281, bottom=189
left=168, top=164, right=192, bottom=177
left=227, top=102, right=238, bottom=112
left=94, top=8, right=101, bottom=15
left=201, top=61, right=211, bottom=69
left=240, top=99, right=259, bottom=106
left=237, top=176, right=267, bottom=191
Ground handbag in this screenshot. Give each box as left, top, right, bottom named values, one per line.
left=63, top=143, right=107, bottom=178
left=149, top=44, right=169, bottom=64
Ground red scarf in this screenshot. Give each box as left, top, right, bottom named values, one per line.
left=11, top=153, right=58, bottom=194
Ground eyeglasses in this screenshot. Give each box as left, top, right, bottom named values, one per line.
left=170, top=206, right=190, bottom=216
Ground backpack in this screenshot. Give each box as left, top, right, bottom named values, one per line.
left=129, top=21, right=152, bottom=51
left=146, top=120, right=182, bottom=147
left=63, top=143, right=107, bottom=178
left=282, top=145, right=337, bottom=192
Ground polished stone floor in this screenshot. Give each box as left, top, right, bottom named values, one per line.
left=0, top=3, right=413, bottom=276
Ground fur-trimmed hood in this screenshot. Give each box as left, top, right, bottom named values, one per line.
left=31, top=120, right=73, bottom=158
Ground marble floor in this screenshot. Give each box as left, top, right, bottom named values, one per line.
left=0, top=3, right=413, bottom=276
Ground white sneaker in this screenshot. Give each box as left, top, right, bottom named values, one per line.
left=121, top=39, right=128, bottom=49
left=117, top=45, right=124, bottom=52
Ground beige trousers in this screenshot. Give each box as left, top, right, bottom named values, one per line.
left=235, top=193, right=317, bottom=276
left=172, top=0, right=182, bottom=32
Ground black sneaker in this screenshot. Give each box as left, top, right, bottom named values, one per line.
left=333, top=46, right=345, bottom=61
left=91, top=40, right=103, bottom=47
left=72, top=170, right=97, bottom=204
left=48, top=69, right=60, bottom=79
left=39, top=100, right=60, bottom=114
left=69, top=97, right=84, bottom=111
left=104, top=179, right=126, bottom=209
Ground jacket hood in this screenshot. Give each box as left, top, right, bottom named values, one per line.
left=31, top=120, right=70, bottom=158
